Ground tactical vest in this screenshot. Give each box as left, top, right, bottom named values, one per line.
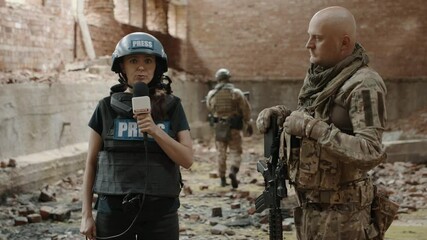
left=93, top=93, right=182, bottom=197
left=288, top=135, right=374, bottom=207
left=212, top=86, right=239, bottom=117
left=286, top=100, right=356, bottom=193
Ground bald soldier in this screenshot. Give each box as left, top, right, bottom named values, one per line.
left=257, top=6, right=397, bottom=240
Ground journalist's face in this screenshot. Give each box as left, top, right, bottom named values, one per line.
left=305, top=16, right=342, bottom=69
left=121, top=53, right=157, bottom=87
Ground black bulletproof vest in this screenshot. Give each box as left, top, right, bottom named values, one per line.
left=93, top=94, right=182, bottom=197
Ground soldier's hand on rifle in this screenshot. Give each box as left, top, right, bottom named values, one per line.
left=283, top=111, right=328, bottom=139
left=256, top=105, right=291, bottom=133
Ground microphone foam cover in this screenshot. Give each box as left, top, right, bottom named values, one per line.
left=133, top=82, right=149, bottom=97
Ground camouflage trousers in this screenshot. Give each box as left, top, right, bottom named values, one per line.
left=215, top=129, right=242, bottom=177
left=294, top=203, right=375, bottom=240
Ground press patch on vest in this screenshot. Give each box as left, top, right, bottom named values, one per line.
left=362, top=90, right=373, bottom=126
left=113, top=119, right=170, bottom=141
left=131, top=40, right=153, bottom=50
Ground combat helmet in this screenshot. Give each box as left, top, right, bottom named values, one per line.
left=111, top=32, right=168, bottom=89
left=215, top=68, right=231, bottom=82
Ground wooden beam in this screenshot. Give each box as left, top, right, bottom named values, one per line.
left=76, top=0, right=96, bottom=60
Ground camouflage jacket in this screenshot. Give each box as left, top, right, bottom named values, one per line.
left=288, top=66, right=387, bottom=199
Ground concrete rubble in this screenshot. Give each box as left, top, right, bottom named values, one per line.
left=0, top=134, right=426, bottom=239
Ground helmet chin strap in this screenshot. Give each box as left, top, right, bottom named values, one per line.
left=118, top=73, right=133, bottom=89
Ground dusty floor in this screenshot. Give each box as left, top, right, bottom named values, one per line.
left=0, top=132, right=426, bottom=240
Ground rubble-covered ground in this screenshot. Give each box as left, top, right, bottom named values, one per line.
left=0, top=131, right=427, bottom=240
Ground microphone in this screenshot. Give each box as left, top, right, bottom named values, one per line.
left=132, top=82, right=151, bottom=141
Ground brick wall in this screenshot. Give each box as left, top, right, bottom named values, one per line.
left=84, top=0, right=124, bottom=58
left=0, top=0, right=74, bottom=71
left=186, top=0, right=427, bottom=80
left=1, top=0, right=425, bottom=79
left=84, top=0, right=173, bottom=62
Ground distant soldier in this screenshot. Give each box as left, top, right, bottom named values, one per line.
left=206, top=68, right=252, bottom=188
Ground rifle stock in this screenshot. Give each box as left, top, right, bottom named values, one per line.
left=255, top=116, right=287, bottom=240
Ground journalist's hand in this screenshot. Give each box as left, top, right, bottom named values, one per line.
left=256, top=105, right=291, bottom=133
left=80, top=216, right=96, bottom=240
left=135, top=113, right=158, bottom=136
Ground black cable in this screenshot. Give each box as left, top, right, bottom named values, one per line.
left=95, top=140, right=149, bottom=240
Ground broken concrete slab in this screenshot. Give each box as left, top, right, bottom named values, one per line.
left=0, top=143, right=87, bottom=196
left=384, top=139, right=427, bottom=164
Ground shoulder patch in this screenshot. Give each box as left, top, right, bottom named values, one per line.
left=361, top=90, right=373, bottom=126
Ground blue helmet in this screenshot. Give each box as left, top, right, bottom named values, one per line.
left=111, top=32, right=168, bottom=87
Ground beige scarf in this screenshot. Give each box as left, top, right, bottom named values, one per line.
left=297, top=43, right=369, bottom=120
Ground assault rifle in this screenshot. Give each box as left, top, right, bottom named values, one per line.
left=255, top=116, right=288, bottom=240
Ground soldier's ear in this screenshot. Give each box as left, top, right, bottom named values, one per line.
left=340, top=35, right=352, bottom=53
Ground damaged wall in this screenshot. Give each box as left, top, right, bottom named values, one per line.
left=3, top=0, right=425, bottom=79
left=0, top=0, right=181, bottom=71
left=0, top=66, right=209, bottom=161
left=0, top=0, right=74, bottom=71
left=1, top=74, right=426, bottom=161
left=0, top=78, right=115, bottom=160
